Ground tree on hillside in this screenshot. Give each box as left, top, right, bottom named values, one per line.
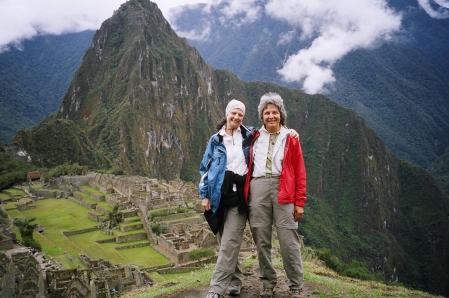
left=13, top=217, right=41, bottom=249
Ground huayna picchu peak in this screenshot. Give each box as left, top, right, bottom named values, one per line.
left=5, top=0, right=449, bottom=296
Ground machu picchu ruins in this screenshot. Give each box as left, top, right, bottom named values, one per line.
left=0, top=172, right=264, bottom=298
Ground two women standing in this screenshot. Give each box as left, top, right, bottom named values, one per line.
left=199, top=93, right=307, bottom=298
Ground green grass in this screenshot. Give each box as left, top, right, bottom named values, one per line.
left=123, top=258, right=442, bottom=298
left=30, top=182, right=44, bottom=189
left=5, top=197, right=170, bottom=269
left=123, top=215, right=140, bottom=223
left=96, top=201, right=114, bottom=212
left=116, top=245, right=170, bottom=267
left=113, top=228, right=146, bottom=236
left=131, top=265, right=214, bottom=297
left=160, top=271, right=197, bottom=281
left=3, top=188, right=27, bottom=197
left=0, top=192, right=11, bottom=200
left=74, top=191, right=97, bottom=204
left=303, top=263, right=437, bottom=297
left=147, top=271, right=167, bottom=283
left=81, top=185, right=105, bottom=196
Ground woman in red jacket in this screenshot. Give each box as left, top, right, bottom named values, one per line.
left=244, top=92, right=306, bottom=298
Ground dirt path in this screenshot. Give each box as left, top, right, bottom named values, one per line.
left=162, top=266, right=322, bottom=298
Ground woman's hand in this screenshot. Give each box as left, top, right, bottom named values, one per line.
left=202, top=198, right=211, bottom=211
left=293, top=205, right=304, bottom=222
left=289, top=129, right=300, bottom=139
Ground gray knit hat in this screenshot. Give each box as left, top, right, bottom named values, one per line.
left=257, top=92, right=287, bottom=126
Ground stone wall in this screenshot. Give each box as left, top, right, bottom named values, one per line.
left=9, top=251, right=46, bottom=297
left=120, top=223, right=143, bottom=232
left=120, top=209, right=138, bottom=218
left=29, top=187, right=71, bottom=199
left=56, top=174, right=95, bottom=189
left=157, top=266, right=201, bottom=274
left=90, top=193, right=105, bottom=202
left=137, top=209, right=158, bottom=244
left=68, top=196, right=96, bottom=209
left=0, top=234, right=13, bottom=250
left=160, top=216, right=204, bottom=231
left=115, top=242, right=150, bottom=250
left=115, top=232, right=147, bottom=244
left=16, top=200, right=36, bottom=211
left=105, top=193, right=127, bottom=206
left=152, top=211, right=198, bottom=223
left=96, top=238, right=116, bottom=244
left=95, top=204, right=110, bottom=216
left=62, top=227, right=99, bottom=236
left=88, top=212, right=104, bottom=222
left=0, top=253, right=17, bottom=298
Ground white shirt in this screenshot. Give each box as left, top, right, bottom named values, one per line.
left=219, top=126, right=248, bottom=176
left=252, top=126, right=288, bottom=178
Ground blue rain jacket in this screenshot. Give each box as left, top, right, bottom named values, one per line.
left=198, top=125, right=254, bottom=215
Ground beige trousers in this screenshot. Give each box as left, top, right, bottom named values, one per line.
left=249, top=176, right=304, bottom=290
left=209, top=206, right=247, bottom=295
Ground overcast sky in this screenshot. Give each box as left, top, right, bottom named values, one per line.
left=0, top=0, right=448, bottom=94
left=0, top=0, right=208, bottom=52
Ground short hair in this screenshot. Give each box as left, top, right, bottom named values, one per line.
left=257, top=92, right=287, bottom=126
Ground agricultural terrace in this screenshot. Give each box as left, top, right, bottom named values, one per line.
left=4, top=189, right=170, bottom=269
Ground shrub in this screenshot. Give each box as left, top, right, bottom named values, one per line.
left=150, top=223, right=164, bottom=235
left=317, top=248, right=345, bottom=272
left=22, top=238, right=42, bottom=249
left=188, top=248, right=215, bottom=261
left=318, top=248, right=386, bottom=283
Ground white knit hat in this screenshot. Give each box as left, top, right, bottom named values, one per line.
left=225, top=99, right=246, bottom=116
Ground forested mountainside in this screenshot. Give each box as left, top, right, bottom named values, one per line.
left=171, top=0, right=449, bottom=175
left=428, top=148, right=449, bottom=195
left=6, top=0, right=449, bottom=295
left=1, top=1, right=448, bottom=194
left=0, top=31, right=94, bottom=143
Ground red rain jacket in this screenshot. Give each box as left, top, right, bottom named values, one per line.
left=244, top=130, right=307, bottom=207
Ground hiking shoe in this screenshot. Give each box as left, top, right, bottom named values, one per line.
left=228, top=284, right=242, bottom=296
left=205, top=292, right=223, bottom=298
left=260, top=287, right=274, bottom=298
left=290, top=288, right=303, bottom=298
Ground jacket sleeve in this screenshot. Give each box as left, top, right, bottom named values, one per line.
left=199, top=136, right=214, bottom=199
left=291, top=138, right=307, bottom=207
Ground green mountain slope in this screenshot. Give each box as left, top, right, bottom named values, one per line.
left=171, top=0, right=449, bottom=171
left=428, top=147, right=449, bottom=195
left=0, top=31, right=94, bottom=143
left=6, top=0, right=449, bottom=295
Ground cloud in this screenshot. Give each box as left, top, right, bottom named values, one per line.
left=171, top=0, right=262, bottom=38
left=175, top=22, right=213, bottom=41
left=0, top=0, right=406, bottom=94
left=0, top=0, right=125, bottom=52
left=214, top=0, right=262, bottom=25
left=265, top=0, right=402, bottom=94
left=0, top=0, right=214, bottom=52
left=168, top=3, right=214, bottom=41
left=417, top=0, right=449, bottom=18
left=171, top=0, right=402, bottom=94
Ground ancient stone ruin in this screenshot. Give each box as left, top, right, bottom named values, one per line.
left=0, top=173, right=256, bottom=297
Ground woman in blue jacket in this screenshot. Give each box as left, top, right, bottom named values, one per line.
left=199, top=99, right=252, bottom=298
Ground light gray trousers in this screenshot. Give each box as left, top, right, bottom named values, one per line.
left=249, top=176, right=304, bottom=290
left=209, top=206, right=247, bottom=295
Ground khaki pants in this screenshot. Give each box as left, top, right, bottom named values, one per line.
left=209, top=206, right=247, bottom=295
left=249, top=176, right=303, bottom=290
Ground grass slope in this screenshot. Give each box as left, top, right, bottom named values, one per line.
left=4, top=193, right=170, bottom=269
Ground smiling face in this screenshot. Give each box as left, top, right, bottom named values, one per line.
left=226, top=108, right=244, bottom=130
left=262, top=103, right=281, bottom=133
